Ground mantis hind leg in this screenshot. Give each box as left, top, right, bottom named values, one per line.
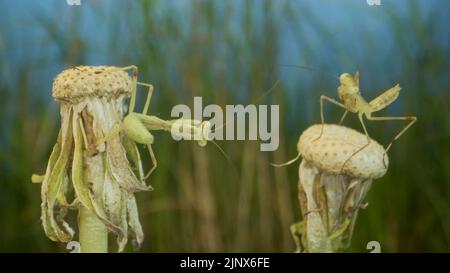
left=314, top=95, right=348, bottom=142
left=366, top=114, right=417, bottom=160
left=137, top=82, right=154, bottom=115
left=341, top=114, right=371, bottom=172
left=114, top=66, right=139, bottom=114
left=144, top=143, right=157, bottom=180
left=105, top=66, right=155, bottom=115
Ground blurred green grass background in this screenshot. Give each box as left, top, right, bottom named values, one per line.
left=0, top=0, right=449, bottom=252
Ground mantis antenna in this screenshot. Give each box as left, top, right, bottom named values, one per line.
left=278, top=64, right=339, bottom=80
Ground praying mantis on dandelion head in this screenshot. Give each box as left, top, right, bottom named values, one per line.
left=318, top=71, right=417, bottom=170
left=273, top=68, right=417, bottom=171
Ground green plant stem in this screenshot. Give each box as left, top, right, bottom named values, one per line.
left=79, top=205, right=108, bottom=253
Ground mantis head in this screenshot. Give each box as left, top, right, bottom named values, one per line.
left=338, top=72, right=360, bottom=94
left=169, top=119, right=212, bottom=147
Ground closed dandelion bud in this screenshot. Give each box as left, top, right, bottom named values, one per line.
left=292, top=124, right=388, bottom=253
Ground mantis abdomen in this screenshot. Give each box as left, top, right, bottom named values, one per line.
left=369, top=84, right=401, bottom=112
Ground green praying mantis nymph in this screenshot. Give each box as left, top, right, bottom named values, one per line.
left=96, top=65, right=211, bottom=179
left=316, top=71, right=417, bottom=170
left=273, top=71, right=416, bottom=170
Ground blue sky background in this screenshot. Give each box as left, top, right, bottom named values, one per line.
left=1, top=0, right=448, bottom=99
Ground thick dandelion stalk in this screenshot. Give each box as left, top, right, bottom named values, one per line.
left=79, top=206, right=108, bottom=253
left=291, top=124, right=388, bottom=253
left=78, top=153, right=108, bottom=253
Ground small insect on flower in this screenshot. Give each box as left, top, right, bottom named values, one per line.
left=315, top=72, right=416, bottom=170
left=96, top=66, right=212, bottom=179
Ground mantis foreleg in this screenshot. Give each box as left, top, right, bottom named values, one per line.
left=341, top=113, right=371, bottom=172
left=339, top=110, right=349, bottom=125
